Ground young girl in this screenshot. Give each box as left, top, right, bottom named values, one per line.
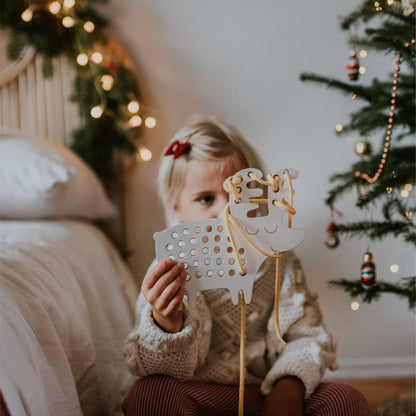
left=122, top=117, right=370, bottom=416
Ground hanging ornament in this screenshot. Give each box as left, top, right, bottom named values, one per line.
left=402, top=0, right=415, bottom=16
left=354, top=139, right=372, bottom=156
left=360, top=252, right=376, bottom=288
left=346, top=51, right=360, bottom=81
left=325, top=221, right=340, bottom=248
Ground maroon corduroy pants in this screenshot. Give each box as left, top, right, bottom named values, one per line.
left=122, top=375, right=371, bottom=416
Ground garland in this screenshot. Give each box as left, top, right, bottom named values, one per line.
left=1, top=0, right=155, bottom=183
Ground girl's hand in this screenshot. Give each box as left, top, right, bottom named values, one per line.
left=141, top=258, right=187, bottom=333
left=260, top=376, right=305, bottom=416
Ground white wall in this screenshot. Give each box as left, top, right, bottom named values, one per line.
left=105, top=0, right=415, bottom=379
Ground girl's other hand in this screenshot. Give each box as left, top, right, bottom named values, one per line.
left=141, top=258, right=187, bottom=333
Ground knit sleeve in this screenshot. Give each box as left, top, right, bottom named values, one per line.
left=124, top=290, right=212, bottom=381
left=261, top=252, right=338, bottom=398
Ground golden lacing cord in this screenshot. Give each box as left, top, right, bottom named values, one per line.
left=222, top=170, right=295, bottom=416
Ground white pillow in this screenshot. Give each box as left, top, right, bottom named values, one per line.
left=0, top=135, right=118, bottom=220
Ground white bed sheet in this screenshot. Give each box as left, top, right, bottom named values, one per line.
left=0, top=220, right=138, bottom=416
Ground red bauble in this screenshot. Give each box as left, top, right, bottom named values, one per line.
left=325, top=221, right=339, bottom=248
left=360, top=252, right=376, bottom=288
left=346, top=51, right=360, bottom=81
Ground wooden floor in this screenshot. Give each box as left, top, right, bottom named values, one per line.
left=343, top=377, right=415, bottom=410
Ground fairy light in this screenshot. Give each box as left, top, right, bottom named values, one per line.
left=387, top=0, right=394, bottom=5
left=76, top=53, right=88, bottom=66
left=404, top=184, right=412, bottom=192
left=359, top=66, right=366, bottom=74
left=350, top=92, right=357, bottom=100
left=63, top=0, right=76, bottom=8
left=83, top=21, right=95, bottom=33
left=335, top=124, right=343, bottom=133
left=406, top=212, right=412, bottom=219
left=101, top=75, right=114, bottom=91
left=90, top=105, right=104, bottom=119
left=91, top=52, right=103, bottom=64
left=21, top=8, right=33, bottom=22
left=359, top=49, right=367, bottom=58
left=62, top=16, right=75, bottom=27
left=138, top=146, right=152, bottom=161
left=386, top=187, right=393, bottom=194
left=49, top=1, right=62, bottom=14
left=400, top=189, right=409, bottom=198
left=351, top=301, right=360, bottom=311
left=390, top=264, right=399, bottom=273
left=145, top=116, right=157, bottom=128
left=128, top=100, right=140, bottom=114
left=129, top=115, right=142, bottom=127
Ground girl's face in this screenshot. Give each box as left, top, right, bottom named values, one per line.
left=173, top=158, right=245, bottom=223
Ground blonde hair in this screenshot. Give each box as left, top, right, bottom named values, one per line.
left=158, top=116, right=265, bottom=226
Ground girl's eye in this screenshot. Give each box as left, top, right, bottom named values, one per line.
left=197, top=195, right=215, bottom=205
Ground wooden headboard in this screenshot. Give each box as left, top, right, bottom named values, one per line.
left=0, top=28, right=138, bottom=257
left=0, top=28, right=80, bottom=143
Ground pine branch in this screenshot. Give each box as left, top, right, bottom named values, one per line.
left=299, top=73, right=375, bottom=101
left=340, top=0, right=414, bottom=30
left=332, top=220, right=416, bottom=244
left=329, top=276, right=416, bottom=308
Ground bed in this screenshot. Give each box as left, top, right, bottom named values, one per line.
left=0, top=30, right=139, bottom=416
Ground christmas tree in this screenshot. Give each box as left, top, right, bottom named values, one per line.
left=299, top=0, right=415, bottom=308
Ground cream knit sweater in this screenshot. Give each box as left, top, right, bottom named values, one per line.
left=124, top=251, right=338, bottom=398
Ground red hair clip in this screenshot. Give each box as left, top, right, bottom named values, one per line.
left=164, top=140, right=191, bottom=159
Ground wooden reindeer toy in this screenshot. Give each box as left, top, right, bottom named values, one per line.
left=154, top=167, right=305, bottom=416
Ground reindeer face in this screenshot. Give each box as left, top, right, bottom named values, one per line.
left=226, top=168, right=305, bottom=255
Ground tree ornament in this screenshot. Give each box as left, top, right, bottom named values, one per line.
left=354, top=139, right=372, bottom=156
left=346, top=51, right=360, bottom=81
left=325, top=221, right=340, bottom=248
left=361, top=252, right=376, bottom=288
left=402, top=0, right=415, bottom=16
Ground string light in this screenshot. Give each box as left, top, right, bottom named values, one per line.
left=128, top=100, right=140, bottom=113
left=351, top=301, right=360, bottom=311
left=405, top=212, right=412, bottom=219
left=359, top=49, right=367, bottom=58
left=386, top=187, right=393, bottom=193
left=404, top=184, right=413, bottom=191
left=91, top=52, right=103, bottom=64
left=400, top=189, right=409, bottom=198
left=350, top=92, right=357, bottom=100
left=387, top=0, right=394, bottom=5
left=49, top=1, right=62, bottom=14
left=21, top=8, right=33, bottom=22
left=90, top=105, right=104, bottom=119
left=62, top=16, right=75, bottom=27
left=359, top=66, right=366, bottom=74
left=145, top=117, right=157, bottom=128
left=138, top=146, right=152, bottom=161
left=129, top=115, right=142, bottom=127
left=83, top=21, right=95, bottom=33
left=63, top=0, right=76, bottom=8
left=76, top=53, right=88, bottom=66
left=390, top=264, right=399, bottom=273
left=101, top=75, right=114, bottom=91
left=335, top=124, right=343, bottom=133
